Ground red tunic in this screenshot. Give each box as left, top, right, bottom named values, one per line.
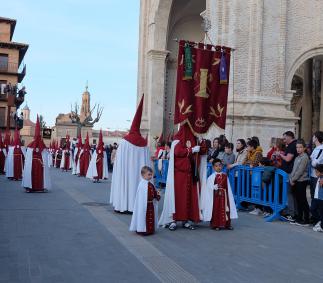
left=63, top=151, right=70, bottom=171
left=13, top=147, right=24, bottom=180
left=210, top=173, right=231, bottom=229
left=139, top=183, right=160, bottom=236
left=0, top=150, right=5, bottom=174
left=31, top=150, right=44, bottom=191
left=173, top=144, right=200, bottom=223
left=94, top=151, right=104, bottom=180
left=79, top=150, right=91, bottom=176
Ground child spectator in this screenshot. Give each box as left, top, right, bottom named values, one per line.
left=222, top=143, right=235, bottom=166
left=268, top=139, right=285, bottom=168
left=289, top=139, right=310, bottom=226
left=243, top=139, right=263, bottom=168
left=201, top=158, right=238, bottom=230
left=259, top=157, right=275, bottom=217
left=312, top=164, right=323, bottom=232
left=130, top=166, right=160, bottom=235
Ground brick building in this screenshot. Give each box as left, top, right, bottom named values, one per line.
left=0, top=16, right=28, bottom=132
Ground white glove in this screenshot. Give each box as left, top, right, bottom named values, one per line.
left=192, top=145, right=200, bottom=153
left=213, top=184, right=219, bottom=191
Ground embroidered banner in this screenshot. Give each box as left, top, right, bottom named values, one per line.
left=174, top=40, right=231, bottom=134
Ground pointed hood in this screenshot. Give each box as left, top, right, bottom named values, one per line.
left=76, top=133, right=83, bottom=148
left=65, top=132, right=71, bottom=150
left=83, top=132, right=91, bottom=151
left=28, top=115, right=46, bottom=151
left=13, top=128, right=21, bottom=147
left=97, top=129, right=104, bottom=152
left=4, top=130, right=10, bottom=149
left=124, top=94, right=147, bottom=147
left=173, top=124, right=197, bottom=147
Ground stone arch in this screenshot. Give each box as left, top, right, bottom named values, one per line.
left=286, top=46, right=323, bottom=91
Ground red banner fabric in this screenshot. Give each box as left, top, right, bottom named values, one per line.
left=174, top=40, right=231, bottom=134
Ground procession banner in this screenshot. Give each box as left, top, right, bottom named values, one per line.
left=174, top=40, right=231, bottom=134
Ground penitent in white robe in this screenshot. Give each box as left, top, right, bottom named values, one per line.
left=86, top=151, right=109, bottom=180
left=21, top=148, right=51, bottom=190
left=109, top=139, right=150, bottom=212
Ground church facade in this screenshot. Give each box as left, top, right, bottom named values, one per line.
left=137, top=0, right=323, bottom=150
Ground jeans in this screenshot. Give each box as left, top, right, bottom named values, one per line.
left=311, top=199, right=323, bottom=228
left=310, top=177, right=318, bottom=200
left=294, top=181, right=310, bottom=222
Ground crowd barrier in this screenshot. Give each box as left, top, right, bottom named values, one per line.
left=154, top=160, right=289, bottom=222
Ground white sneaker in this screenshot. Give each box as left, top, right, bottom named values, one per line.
left=313, top=225, right=323, bottom=232
left=249, top=208, right=262, bottom=216
left=314, top=221, right=321, bottom=228
left=263, top=212, right=271, bottom=217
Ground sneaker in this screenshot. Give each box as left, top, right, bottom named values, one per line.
left=249, top=208, right=262, bottom=215
left=314, top=221, right=321, bottom=228
left=313, top=225, right=323, bottom=232
left=263, top=212, right=271, bottom=217
left=295, top=220, right=310, bottom=227
left=281, top=215, right=296, bottom=223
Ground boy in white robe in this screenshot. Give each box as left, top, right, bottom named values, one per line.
left=130, top=166, right=160, bottom=235
left=202, top=158, right=238, bottom=230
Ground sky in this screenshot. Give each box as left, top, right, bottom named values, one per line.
left=3, top=0, right=140, bottom=131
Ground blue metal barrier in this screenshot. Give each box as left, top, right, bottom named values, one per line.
left=153, top=161, right=289, bottom=222
left=154, top=160, right=169, bottom=188
left=228, top=165, right=289, bottom=222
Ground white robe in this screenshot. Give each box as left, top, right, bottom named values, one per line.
left=158, top=141, right=207, bottom=226
left=5, top=146, right=14, bottom=177
left=201, top=172, right=238, bottom=222
left=86, top=151, right=109, bottom=180
left=72, top=147, right=80, bottom=175
left=130, top=179, right=158, bottom=232
left=21, top=148, right=51, bottom=190
left=109, top=139, right=151, bottom=212
left=47, top=150, right=53, bottom=168
left=60, top=150, right=72, bottom=170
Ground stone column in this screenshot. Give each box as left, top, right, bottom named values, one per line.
left=320, top=60, right=323, bottom=131
left=145, top=49, right=169, bottom=144
left=301, top=59, right=313, bottom=141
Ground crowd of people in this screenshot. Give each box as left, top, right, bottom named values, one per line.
left=151, top=130, right=323, bottom=233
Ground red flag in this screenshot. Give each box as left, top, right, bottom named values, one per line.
left=174, top=41, right=231, bottom=134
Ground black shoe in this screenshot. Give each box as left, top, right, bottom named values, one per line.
left=295, top=220, right=310, bottom=227
left=281, top=215, right=295, bottom=223
left=168, top=222, right=177, bottom=231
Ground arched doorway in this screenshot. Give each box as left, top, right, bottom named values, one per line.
left=163, top=0, right=206, bottom=137
left=290, top=57, right=323, bottom=142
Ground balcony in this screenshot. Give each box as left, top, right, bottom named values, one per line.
left=0, top=61, right=26, bottom=82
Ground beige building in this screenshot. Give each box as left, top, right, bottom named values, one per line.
left=138, top=0, right=323, bottom=151
left=20, top=103, right=35, bottom=146
left=0, top=16, right=28, bottom=132
left=52, top=86, right=93, bottom=143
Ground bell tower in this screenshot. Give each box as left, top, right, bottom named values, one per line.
left=80, top=82, right=91, bottom=121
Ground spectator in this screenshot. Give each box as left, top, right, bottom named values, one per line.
left=280, top=131, right=298, bottom=222
left=268, top=138, right=285, bottom=168
left=111, top=144, right=117, bottom=169
left=222, top=143, right=235, bottom=166
left=259, top=157, right=275, bottom=217
left=217, top=135, right=228, bottom=162
left=207, top=138, right=220, bottom=162
left=227, top=139, right=247, bottom=169
left=289, top=139, right=310, bottom=226
left=312, top=164, right=323, bottom=232
left=243, top=139, right=263, bottom=168
left=310, top=131, right=323, bottom=199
